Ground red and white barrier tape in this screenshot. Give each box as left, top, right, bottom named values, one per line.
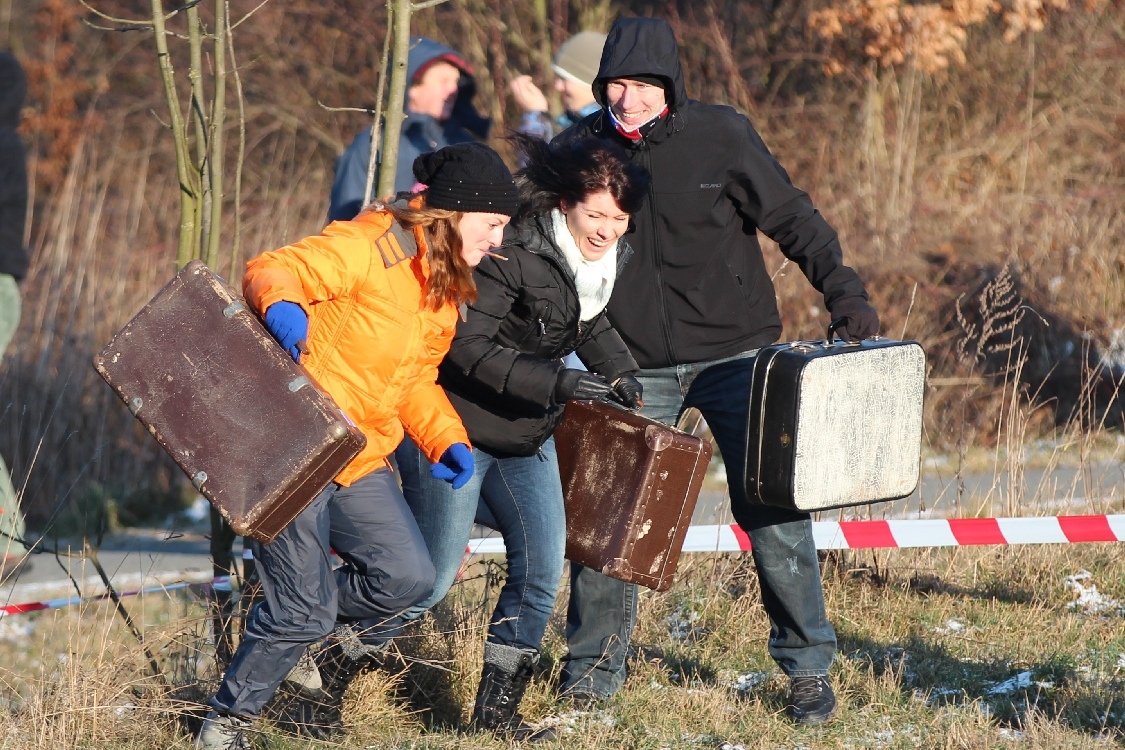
left=1, top=575, right=222, bottom=617
left=4, top=514, right=1123, bottom=618
left=465, top=514, right=1125, bottom=555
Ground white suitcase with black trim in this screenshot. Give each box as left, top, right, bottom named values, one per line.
left=742, top=325, right=925, bottom=511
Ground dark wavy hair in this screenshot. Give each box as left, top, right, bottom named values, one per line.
left=510, top=133, right=649, bottom=220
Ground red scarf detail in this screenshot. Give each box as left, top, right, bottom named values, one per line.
left=613, top=106, right=669, bottom=141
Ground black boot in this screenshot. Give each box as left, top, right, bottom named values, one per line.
left=298, top=624, right=385, bottom=738
left=471, top=643, right=553, bottom=741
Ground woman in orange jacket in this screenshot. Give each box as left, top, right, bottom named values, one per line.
left=197, top=143, right=520, bottom=750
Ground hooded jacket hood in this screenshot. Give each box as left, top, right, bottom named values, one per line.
left=0, top=52, right=27, bottom=130
left=591, top=18, right=688, bottom=113
left=406, top=37, right=489, bottom=139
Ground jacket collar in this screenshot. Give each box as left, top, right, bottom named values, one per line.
left=515, top=214, right=634, bottom=278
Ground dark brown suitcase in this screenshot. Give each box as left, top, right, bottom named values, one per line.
left=555, top=399, right=713, bottom=591
left=93, top=260, right=366, bottom=544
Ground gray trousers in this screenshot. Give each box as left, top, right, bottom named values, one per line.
left=209, top=468, right=436, bottom=717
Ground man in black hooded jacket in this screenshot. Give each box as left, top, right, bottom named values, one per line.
left=552, top=17, right=881, bottom=726
left=0, top=52, right=30, bottom=582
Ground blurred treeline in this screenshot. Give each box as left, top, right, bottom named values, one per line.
left=1, top=0, right=1123, bottom=530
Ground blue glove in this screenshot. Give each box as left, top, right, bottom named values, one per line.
left=430, top=443, right=474, bottom=490
left=263, top=301, right=309, bottom=362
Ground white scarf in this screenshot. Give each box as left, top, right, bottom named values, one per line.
left=550, top=209, right=617, bottom=322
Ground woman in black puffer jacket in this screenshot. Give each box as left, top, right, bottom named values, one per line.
left=395, top=135, right=648, bottom=739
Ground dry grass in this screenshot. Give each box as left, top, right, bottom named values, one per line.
left=2, top=543, right=1124, bottom=748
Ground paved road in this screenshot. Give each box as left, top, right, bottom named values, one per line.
left=3, top=461, right=1122, bottom=603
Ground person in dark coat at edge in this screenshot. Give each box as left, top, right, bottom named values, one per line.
left=551, top=17, right=881, bottom=727
left=393, top=134, right=648, bottom=741
left=327, top=37, right=490, bottom=222
left=0, top=52, right=31, bottom=583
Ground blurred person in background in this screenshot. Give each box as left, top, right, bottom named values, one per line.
left=393, top=134, right=647, bottom=742
left=551, top=17, right=881, bottom=728
left=0, top=51, right=31, bottom=583
left=509, top=31, right=607, bottom=145
left=328, top=37, right=490, bottom=222
left=196, top=143, right=519, bottom=750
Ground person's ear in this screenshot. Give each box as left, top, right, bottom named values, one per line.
left=559, top=199, right=572, bottom=215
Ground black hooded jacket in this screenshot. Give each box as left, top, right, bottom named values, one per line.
left=0, top=53, right=28, bottom=280
left=437, top=215, right=638, bottom=457
left=553, top=18, right=870, bottom=368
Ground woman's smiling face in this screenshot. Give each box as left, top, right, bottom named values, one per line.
left=560, top=190, right=630, bottom=262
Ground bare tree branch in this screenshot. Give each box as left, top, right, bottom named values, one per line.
left=230, top=0, right=274, bottom=31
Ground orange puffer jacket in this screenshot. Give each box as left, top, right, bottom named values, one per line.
left=243, top=208, right=469, bottom=485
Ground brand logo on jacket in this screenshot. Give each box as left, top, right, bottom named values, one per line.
left=700, top=183, right=722, bottom=189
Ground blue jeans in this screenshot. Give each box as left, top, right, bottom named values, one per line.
left=561, top=351, right=837, bottom=697
left=210, top=469, right=435, bottom=717
left=396, top=437, right=567, bottom=650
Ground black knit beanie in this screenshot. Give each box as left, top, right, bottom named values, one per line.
left=412, top=142, right=520, bottom=217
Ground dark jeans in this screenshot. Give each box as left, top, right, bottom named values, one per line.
left=561, top=351, right=837, bottom=698
left=209, top=469, right=435, bottom=717
left=396, top=437, right=567, bottom=650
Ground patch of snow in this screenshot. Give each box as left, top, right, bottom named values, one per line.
left=999, top=727, right=1026, bottom=741
left=0, top=615, right=34, bottom=641
left=1118, top=653, right=1125, bottom=670
left=935, top=618, right=966, bottom=633
left=531, top=708, right=616, bottom=735
left=1065, top=571, right=1124, bottom=616
left=666, top=605, right=702, bottom=641
left=986, top=671, right=1054, bottom=695
left=731, top=671, right=771, bottom=693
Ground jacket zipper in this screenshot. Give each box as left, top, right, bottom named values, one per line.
left=639, top=137, right=677, bottom=364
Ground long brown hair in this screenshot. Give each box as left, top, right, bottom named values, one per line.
left=384, top=196, right=477, bottom=311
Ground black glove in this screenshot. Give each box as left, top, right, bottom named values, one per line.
left=609, top=373, right=644, bottom=409
left=554, top=369, right=613, bottom=402
left=828, top=296, right=880, bottom=341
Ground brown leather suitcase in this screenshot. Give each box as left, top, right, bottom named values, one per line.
left=93, top=260, right=366, bottom=544
left=554, top=400, right=713, bottom=591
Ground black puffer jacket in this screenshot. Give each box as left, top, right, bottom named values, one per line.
left=554, top=18, right=870, bottom=368
left=0, top=53, right=28, bottom=281
left=438, top=215, right=638, bottom=457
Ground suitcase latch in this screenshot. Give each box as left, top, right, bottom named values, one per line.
left=192, top=471, right=208, bottom=490
left=223, top=301, right=247, bottom=319
left=288, top=376, right=311, bottom=392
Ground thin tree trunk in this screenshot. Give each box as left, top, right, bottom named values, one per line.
left=206, top=0, right=226, bottom=270
left=377, top=0, right=413, bottom=201
left=150, top=0, right=198, bottom=270
left=364, top=2, right=394, bottom=207
left=187, top=4, right=207, bottom=261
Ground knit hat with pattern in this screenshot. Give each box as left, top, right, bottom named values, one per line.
left=412, top=142, right=520, bottom=217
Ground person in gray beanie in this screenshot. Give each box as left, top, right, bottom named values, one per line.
left=510, top=31, right=607, bottom=144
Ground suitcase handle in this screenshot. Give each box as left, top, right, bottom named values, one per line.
left=826, top=318, right=867, bottom=346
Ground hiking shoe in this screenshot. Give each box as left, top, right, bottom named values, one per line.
left=195, top=711, right=254, bottom=749
left=280, top=649, right=324, bottom=700
left=786, top=676, right=838, bottom=726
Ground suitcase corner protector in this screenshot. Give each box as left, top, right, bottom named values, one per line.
left=602, top=558, right=633, bottom=578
